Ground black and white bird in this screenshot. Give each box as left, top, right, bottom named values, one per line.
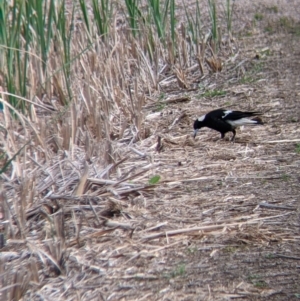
left=193, top=109, right=263, bottom=141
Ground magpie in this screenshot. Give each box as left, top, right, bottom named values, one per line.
left=193, top=109, right=263, bottom=141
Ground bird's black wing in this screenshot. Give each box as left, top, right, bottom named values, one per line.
left=205, top=115, right=233, bottom=133
left=205, top=109, right=226, bottom=120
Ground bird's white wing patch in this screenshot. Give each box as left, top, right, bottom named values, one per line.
left=197, top=115, right=206, bottom=122
left=226, top=118, right=258, bottom=127
left=222, top=110, right=232, bottom=118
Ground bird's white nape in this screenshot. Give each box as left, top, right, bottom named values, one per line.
left=197, top=115, right=206, bottom=122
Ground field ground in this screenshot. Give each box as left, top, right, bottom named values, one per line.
left=1, top=0, right=300, bottom=300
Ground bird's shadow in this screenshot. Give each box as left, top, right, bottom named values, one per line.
left=212, top=137, right=252, bottom=144
left=193, top=134, right=254, bottom=145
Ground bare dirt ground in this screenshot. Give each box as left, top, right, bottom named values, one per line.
left=1, top=1, right=300, bottom=300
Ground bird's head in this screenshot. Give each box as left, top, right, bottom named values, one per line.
left=193, top=118, right=204, bottom=138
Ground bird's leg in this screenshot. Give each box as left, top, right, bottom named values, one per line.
left=231, top=129, right=236, bottom=142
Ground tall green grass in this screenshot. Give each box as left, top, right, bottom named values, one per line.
left=0, top=0, right=27, bottom=111
left=125, top=0, right=141, bottom=38
left=0, top=0, right=75, bottom=111
left=30, top=0, right=55, bottom=72
left=184, top=0, right=202, bottom=45
left=208, top=0, right=218, bottom=52
left=79, top=0, right=112, bottom=39
left=148, top=0, right=170, bottom=40
left=93, top=0, right=112, bottom=39
left=224, top=0, right=234, bottom=35
left=55, top=0, right=75, bottom=102
left=0, top=0, right=232, bottom=116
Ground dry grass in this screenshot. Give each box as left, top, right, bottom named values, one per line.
left=1, top=0, right=300, bottom=300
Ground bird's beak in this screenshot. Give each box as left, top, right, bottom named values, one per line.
left=193, top=129, right=199, bottom=139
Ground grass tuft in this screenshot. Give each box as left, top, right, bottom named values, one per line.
left=254, top=13, right=263, bottom=21
left=198, top=89, right=226, bottom=98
